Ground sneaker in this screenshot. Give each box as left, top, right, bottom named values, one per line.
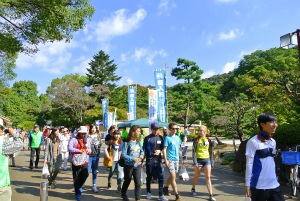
left=163, top=186, right=171, bottom=196
left=52, top=180, right=57, bottom=186
left=209, top=195, right=216, bottom=201
left=121, top=194, right=129, bottom=201
left=158, top=195, right=169, bottom=201
left=76, top=193, right=81, bottom=201
left=117, top=186, right=122, bottom=193
left=29, top=166, right=33, bottom=169
left=191, top=189, right=197, bottom=196
left=92, top=185, right=98, bottom=193
left=48, top=184, right=55, bottom=189
left=79, top=188, right=83, bottom=193
left=64, top=167, right=67, bottom=171
left=152, top=179, right=157, bottom=183
left=147, top=192, right=152, bottom=200
left=35, top=165, right=38, bottom=168
left=108, top=182, right=111, bottom=189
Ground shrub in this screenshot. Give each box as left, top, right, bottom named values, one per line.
left=187, top=134, right=198, bottom=140
left=221, top=155, right=236, bottom=165
left=250, top=123, right=300, bottom=146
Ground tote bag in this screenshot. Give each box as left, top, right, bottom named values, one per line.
left=103, top=145, right=113, bottom=167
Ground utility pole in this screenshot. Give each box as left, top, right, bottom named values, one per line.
left=296, top=29, right=300, bottom=66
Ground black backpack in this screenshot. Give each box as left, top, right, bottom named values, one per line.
left=119, top=141, right=130, bottom=167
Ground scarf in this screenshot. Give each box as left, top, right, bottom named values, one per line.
left=257, top=130, right=272, bottom=142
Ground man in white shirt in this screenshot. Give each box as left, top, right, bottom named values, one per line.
left=245, top=112, right=284, bottom=201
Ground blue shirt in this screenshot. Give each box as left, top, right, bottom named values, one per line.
left=164, top=135, right=181, bottom=161
left=121, top=141, right=144, bottom=166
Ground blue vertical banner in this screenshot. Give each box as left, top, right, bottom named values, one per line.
left=154, top=69, right=167, bottom=123
left=128, top=87, right=136, bottom=120
left=149, top=89, right=159, bottom=131
left=102, top=99, right=108, bottom=129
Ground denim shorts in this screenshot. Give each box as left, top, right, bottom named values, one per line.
left=167, top=160, right=179, bottom=173
left=197, top=160, right=211, bottom=167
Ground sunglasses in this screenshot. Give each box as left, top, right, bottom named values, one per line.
left=171, top=128, right=178, bottom=130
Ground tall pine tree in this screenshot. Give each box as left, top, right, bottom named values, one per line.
left=86, top=50, right=121, bottom=91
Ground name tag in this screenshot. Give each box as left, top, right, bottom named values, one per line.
left=115, top=146, right=119, bottom=149
left=272, top=149, right=277, bottom=155
left=157, top=141, right=161, bottom=144
left=172, top=141, right=175, bottom=145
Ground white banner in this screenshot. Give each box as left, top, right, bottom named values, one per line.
left=148, top=89, right=158, bottom=130
left=107, top=112, right=113, bottom=129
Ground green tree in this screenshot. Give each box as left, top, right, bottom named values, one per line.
left=0, top=53, right=17, bottom=86
left=171, top=58, right=205, bottom=128
left=0, top=0, right=95, bottom=57
left=47, top=74, right=96, bottom=127
left=86, top=50, right=121, bottom=92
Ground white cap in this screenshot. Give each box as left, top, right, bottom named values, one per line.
left=77, top=126, right=88, bottom=133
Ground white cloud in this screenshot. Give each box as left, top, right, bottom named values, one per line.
left=239, top=49, right=256, bottom=59
left=222, top=62, right=237, bottom=73
left=158, top=0, right=177, bottom=15
left=234, top=10, right=240, bottom=15
left=95, top=9, right=147, bottom=42
left=219, top=29, right=243, bottom=40
left=134, top=48, right=148, bottom=60
left=119, top=76, right=134, bottom=86
left=122, top=48, right=168, bottom=66
left=16, top=41, right=77, bottom=74
left=202, top=70, right=216, bottom=79
left=216, top=0, right=237, bottom=3
left=73, top=58, right=90, bottom=75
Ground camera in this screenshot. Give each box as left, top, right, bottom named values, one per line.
left=4, top=129, right=9, bottom=134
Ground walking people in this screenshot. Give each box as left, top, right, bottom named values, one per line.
left=105, top=130, right=123, bottom=192
left=6, top=127, right=17, bottom=167
left=191, top=125, right=216, bottom=200
left=28, top=125, right=44, bottom=169
left=143, top=122, right=168, bottom=201
left=87, top=124, right=101, bottom=193
left=0, top=127, right=23, bottom=201
left=60, top=128, right=70, bottom=170
left=105, top=125, right=116, bottom=144
left=163, top=122, right=183, bottom=201
left=44, top=128, right=62, bottom=189
left=245, top=112, right=284, bottom=201
left=20, top=127, right=27, bottom=150
left=121, top=125, right=144, bottom=201
left=162, top=127, right=168, bottom=138
left=69, top=126, right=91, bottom=201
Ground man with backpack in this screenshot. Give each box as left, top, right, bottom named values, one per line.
left=143, top=122, right=168, bottom=201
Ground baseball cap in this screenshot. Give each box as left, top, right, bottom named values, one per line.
left=163, top=126, right=167, bottom=130
left=34, top=125, right=39, bottom=128
left=151, top=122, right=159, bottom=130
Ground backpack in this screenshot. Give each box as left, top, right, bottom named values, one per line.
left=119, top=141, right=140, bottom=167
left=196, top=136, right=210, bottom=146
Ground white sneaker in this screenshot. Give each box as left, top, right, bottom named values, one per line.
left=191, top=189, right=197, bottom=196
left=147, top=192, right=152, bottom=200
left=92, top=185, right=98, bottom=193
left=209, top=195, right=216, bottom=201
left=158, top=195, right=168, bottom=201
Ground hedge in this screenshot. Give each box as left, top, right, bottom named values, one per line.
left=251, top=123, right=300, bottom=146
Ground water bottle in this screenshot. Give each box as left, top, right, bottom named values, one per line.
left=134, top=162, right=139, bottom=167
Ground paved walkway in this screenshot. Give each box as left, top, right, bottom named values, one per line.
left=9, top=148, right=297, bottom=201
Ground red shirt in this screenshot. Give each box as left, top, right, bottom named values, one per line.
left=75, top=139, right=88, bottom=166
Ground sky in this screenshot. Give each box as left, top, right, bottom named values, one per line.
left=12, top=0, right=300, bottom=94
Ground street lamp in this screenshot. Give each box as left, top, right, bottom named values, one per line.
left=280, top=29, right=300, bottom=65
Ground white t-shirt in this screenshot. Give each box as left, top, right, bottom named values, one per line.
left=245, top=135, right=279, bottom=189
left=60, top=135, right=70, bottom=153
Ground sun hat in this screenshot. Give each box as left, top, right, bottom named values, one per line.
left=77, top=126, right=88, bottom=133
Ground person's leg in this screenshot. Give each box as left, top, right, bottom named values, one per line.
left=156, top=163, right=164, bottom=197
left=88, top=156, right=93, bottom=174
left=132, top=165, right=142, bottom=201
left=251, top=187, right=271, bottom=201
left=116, top=163, right=122, bottom=186
left=35, top=148, right=41, bottom=167
left=268, top=187, right=285, bottom=201
left=64, top=152, right=69, bottom=169
left=146, top=163, right=153, bottom=193
left=72, top=164, right=81, bottom=194
left=203, top=165, right=213, bottom=195
left=52, top=159, right=60, bottom=183
left=108, top=161, right=117, bottom=183
left=169, top=172, right=178, bottom=194
left=12, top=153, right=15, bottom=166
left=121, top=165, right=134, bottom=196
left=29, top=148, right=35, bottom=168
left=77, top=164, right=89, bottom=189
left=0, top=185, right=12, bottom=201
left=192, top=165, right=202, bottom=189
left=92, top=157, right=99, bottom=185
left=48, top=163, right=54, bottom=185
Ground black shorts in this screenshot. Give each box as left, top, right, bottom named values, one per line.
left=250, top=186, right=284, bottom=201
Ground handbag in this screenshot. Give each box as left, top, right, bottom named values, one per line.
left=72, top=151, right=89, bottom=166
left=103, top=145, right=113, bottom=167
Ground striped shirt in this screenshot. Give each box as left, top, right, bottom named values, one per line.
left=2, top=133, right=23, bottom=156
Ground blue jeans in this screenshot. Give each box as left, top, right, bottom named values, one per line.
left=146, top=163, right=164, bottom=196
left=108, top=161, right=122, bottom=185
left=88, top=156, right=99, bottom=185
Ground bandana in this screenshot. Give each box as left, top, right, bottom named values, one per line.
left=257, top=130, right=272, bottom=142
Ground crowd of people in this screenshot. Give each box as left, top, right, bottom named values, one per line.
left=0, top=112, right=285, bottom=201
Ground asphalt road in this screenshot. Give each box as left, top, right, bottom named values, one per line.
left=9, top=147, right=297, bottom=201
